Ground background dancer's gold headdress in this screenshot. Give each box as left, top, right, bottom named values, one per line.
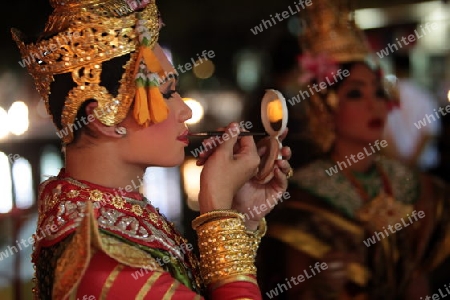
left=12, top=0, right=169, bottom=144
left=297, top=0, right=379, bottom=153
left=300, top=0, right=371, bottom=63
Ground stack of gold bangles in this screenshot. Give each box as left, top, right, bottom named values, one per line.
left=192, top=210, right=266, bottom=288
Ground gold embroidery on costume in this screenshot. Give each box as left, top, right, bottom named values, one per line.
left=67, top=190, right=80, bottom=199
left=100, top=233, right=164, bottom=271
left=132, top=204, right=144, bottom=216
left=268, top=224, right=330, bottom=258
left=112, top=196, right=126, bottom=209
left=136, top=272, right=162, bottom=299
left=356, top=192, right=413, bottom=232
left=100, top=264, right=125, bottom=300
left=90, top=190, right=104, bottom=202
left=53, top=202, right=93, bottom=300
left=162, top=281, right=180, bottom=300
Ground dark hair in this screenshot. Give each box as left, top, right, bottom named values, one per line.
left=48, top=54, right=131, bottom=143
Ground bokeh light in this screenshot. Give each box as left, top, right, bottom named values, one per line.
left=184, top=98, right=204, bottom=124
left=8, top=101, right=29, bottom=136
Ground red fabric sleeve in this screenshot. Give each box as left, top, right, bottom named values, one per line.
left=75, top=251, right=261, bottom=300
left=211, top=280, right=262, bottom=300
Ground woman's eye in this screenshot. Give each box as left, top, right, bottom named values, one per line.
left=346, top=89, right=362, bottom=98
left=162, top=90, right=176, bottom=99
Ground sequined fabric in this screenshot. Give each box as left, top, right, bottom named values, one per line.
left=33, top=168, right=202, bottom=299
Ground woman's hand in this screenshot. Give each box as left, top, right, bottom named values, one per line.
left=231, top=129, right=292, bottom=229
left=197, top=123, right=260, bottom=214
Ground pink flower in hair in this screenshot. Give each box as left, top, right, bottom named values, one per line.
left=126, top=0, right=150, bottom=11
left=298, top=53, right=339, bottom=85
left=126, top=0, right=138, bottom=10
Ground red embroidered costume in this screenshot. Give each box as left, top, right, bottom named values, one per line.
left=12, top=0, right=273, bottom=299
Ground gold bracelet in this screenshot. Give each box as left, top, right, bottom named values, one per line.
left=192, top=209, right=244, bottom=230
left=195, top=217, right=259, bottom=286
left=246, top=218, right=267, bottom=238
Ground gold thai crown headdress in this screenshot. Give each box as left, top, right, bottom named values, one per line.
left=12, top=0, right=169, bottom=144
left=297, top=0, right=380, bottom=153
left=300, top=0, right=371, bottom=63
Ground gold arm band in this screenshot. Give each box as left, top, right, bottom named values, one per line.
left=195, top=216, right=261, bottom=286
left=192, top=209, right=244, bottom=230
left=246, top=218, right=267, bottom=239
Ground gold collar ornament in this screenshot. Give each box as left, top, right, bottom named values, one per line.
left=12, top=0, right=169, bottom=144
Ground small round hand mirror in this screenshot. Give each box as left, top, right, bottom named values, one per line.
left=255, top=89, right=288, bottom=184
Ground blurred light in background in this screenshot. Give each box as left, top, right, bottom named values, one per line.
left=0, top=152, right=13, bottom=213
left=355, top=8, right=387, bottom=29
left=419, top=3, right=450, bottom=52
left=235, top=50, right=263, bottom=92
left=7, top=101, right=29, bottom=136
left=182, top=158, right=202, bottom=211
left=183, top=98, right=204, bottom=124
left=40, top=145, right=63, bottom=182
left=193, top=59, right=215, bottom=79
left=12, top=158, right=34, bottom=209
left=287, top=17, right=304, bottom=37
left=142, top=167, right=182, bottom=228
left=207, top=91, right=243, bottom=123
left=0, top=107, right=9, bottom=139
left=183, top=91, right=243, bottom=125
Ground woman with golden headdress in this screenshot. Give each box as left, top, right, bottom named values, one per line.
left=12, top=0, right=292, bottom=299
left=257, top=1, right=450, bottom=299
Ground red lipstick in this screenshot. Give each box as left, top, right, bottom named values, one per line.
left=177, top=130, right=190, bottom=145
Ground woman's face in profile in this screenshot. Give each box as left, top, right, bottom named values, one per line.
left=334, top=63, right=389, bottom=145
left=115, top=47, right=193, bottom=168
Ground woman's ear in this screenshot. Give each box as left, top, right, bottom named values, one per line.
left=84, top=101, right=124, bottom=139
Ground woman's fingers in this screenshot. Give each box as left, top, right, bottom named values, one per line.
left=275, top=159, right=291, bottom=174
left=280, top=146, right=292, bottom=160
left=278, top=127, right=289, bottom=142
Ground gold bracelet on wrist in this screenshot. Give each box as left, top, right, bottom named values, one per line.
left=246, top=218, right=267, bottom=239
left=192, top=209, right=244, bottom=230
left=195, top=217, right=259, bottom=286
